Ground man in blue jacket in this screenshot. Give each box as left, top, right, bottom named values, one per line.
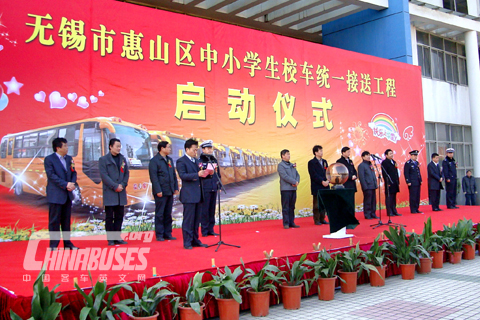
left=462, top=170, right=477, bottom=205
left=427, top=153, right=443, bottom=211
left=176, top=139, right=207, bottom=249
left=149, top=141, right=179, bottom=241
left=358, top=151, right=378, bottom=219
left=44, top=137, right=78, bottom=250
left=278, top=149, right=300, bottom=229
left=443, top=148, right=459, bottom=209
left=307, top=145, right=329, bottom=225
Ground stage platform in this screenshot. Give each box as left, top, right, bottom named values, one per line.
left=1, top=205, right=479, bottom=320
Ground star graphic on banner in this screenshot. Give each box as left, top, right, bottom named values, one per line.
left=354, top=145, right=361, bottom=157
left=4, top=77, right=23, bottom=95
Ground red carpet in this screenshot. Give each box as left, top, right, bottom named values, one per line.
left=1, top=205, right=479, bottom=320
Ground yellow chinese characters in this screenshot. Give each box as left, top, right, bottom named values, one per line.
left=312, top=98, right=333, bottom=130
left=228, top=88, right=256, bottom=125
left=273, top=92, right=297, bottom=128
left=58, top=18, right=86, bottom=51
left=175, top=82, right=206, bottom=121
left=25, top=13, right=54, bottom=46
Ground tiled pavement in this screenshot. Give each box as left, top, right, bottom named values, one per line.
left=213, top=256, right=480, bottom=319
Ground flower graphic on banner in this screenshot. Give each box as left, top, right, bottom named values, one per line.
left=368, top=113, right=401, bottom=143
left=403, top=126, right=414, bottom=141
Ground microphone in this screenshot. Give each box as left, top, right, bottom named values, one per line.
left=371, top=154, right=382, bottom=161
left=200, top=153, right=216, bottom=161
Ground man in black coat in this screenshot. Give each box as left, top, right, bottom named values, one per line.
left=307, top=145, right=329, bottom=225
left=199, top=140, right=221, bottom=237
left=336, top=146, right=357, bottom=192
left=357, top=151, right=378, bottom=219
left=44, top=137, right=78, bottom=250
left=381, top=149, right=401, bottom=216
left=442, top=148, right=459, bottom=209
left=427, top=153, right=443, bottom=211
left=176, top=139, right=207, bottom=250
left=404, top=150, right=422, bottom=214
left=149, top=141, right=179, bottom=241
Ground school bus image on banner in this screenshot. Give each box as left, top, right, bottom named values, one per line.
left=0, top=117, right=153, bottom=208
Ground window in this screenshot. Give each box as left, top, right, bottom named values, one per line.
left=443, top=0, right=468, bottom=14
left=0, top=138, right=7, bottom=158
left=416, top=31, right=467, bottom=85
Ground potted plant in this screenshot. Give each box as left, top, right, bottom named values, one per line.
left=119, top=280, right=177, bottom=320
left=240, top=258, right=283, bottom=317
left=74, top=271, right=134, bottom=320
left=172, top=272, right=215, bottom=320
left=337, top=243, right=380, bottom=293
left=458, top=218, right=476, bottom=260
left=439, top=221, right=475, bottom=264
left=278, top=253, right=313, bottom=310
left=384, top=226, right=430, bottom=280
left=304, top=249, right=342, bottom=301
left=209, top=266, right=243, bottom=320
left=421, top=217, right=447, bottom=269
left=411, top=233, right=432, bottom=274
left=10, top=268, right=63, bottom=320
left=365, top=235, right=389, bottom=286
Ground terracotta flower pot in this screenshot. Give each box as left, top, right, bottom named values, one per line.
left=280, top=283, right=303, bottom=310
left=316, top=277, right=336, bottom=301
left=417, top=258, right=432, bottom=274
left=477, top=240, right=480, bottom=255
left=369, top=265, right=385, bottom=287
left=247, top=288, right=270, bottom=317
left=128, top=311, right=159, bottom=320
left=217, top=298, right=240, bottom=320
left=338, top=270, right=358, bottom=293
left=448, top=251, right=463, bottom=264
left=462, top=244, right=476, bottom=260
left=430, top=251, right=444, bottom=269
left=178, top=302, right=205, bottom=320
left=400, top=264, right=415, bottom=280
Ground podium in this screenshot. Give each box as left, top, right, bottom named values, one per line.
left=318, top=189, right=359, bottom=239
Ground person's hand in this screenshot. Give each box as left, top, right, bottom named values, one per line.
left=407, top=183, right=411, bottom=186
left=157, top=192, right=163, bottom=197
left=440, top=178, right=443, bottom=182
left=447, top=179, right=450, bottom=183
left=116, top=185, right=124, bottom=192
left=174, top=190, right=179, bottom=195
left=475, top=191, right=478, bottom=194
left=66, top=182, right=75, bottom=191
left=198, top=170, right=205, bottom=177
left=352, top=175, right=357, bottom=180
left=464, top=192, right=467, bottom=194
left=322, top=181, right=329, bottom=187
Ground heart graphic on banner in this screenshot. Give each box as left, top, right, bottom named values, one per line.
left=68, top=92, right=77, bottom=102
left=98, top=90, right=104, bottom=96
left=0, top=45, right=4, bottom=51
left=34, top=91, right=46, bottom=102
left=90, top=95, right=98, bottom=103
left=0, top=93, right=9, bottom=111
left=49, top=91, right=67, bottom=109
left=77, top=96, right=89, bottom=109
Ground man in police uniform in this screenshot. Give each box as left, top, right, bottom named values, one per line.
left=199, top=140, right=221, bottom=237
left=404, top=150, right=422, bottom=214
left=443, top=148, right=459, bottom=209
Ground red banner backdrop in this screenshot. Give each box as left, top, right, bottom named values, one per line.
left=0, top=0, right=426, bottom=236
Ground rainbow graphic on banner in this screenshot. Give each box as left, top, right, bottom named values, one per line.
left=368, top=113, right=401, bottom=143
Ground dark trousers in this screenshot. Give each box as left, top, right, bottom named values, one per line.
left=385, top=191, right=398, bottom=216
left=105, top=205, right=124, bottom=241
left=446, top=180, right=457, bottom=208
left=429, top=189, right=440, bottom=210
left=465, top=194, right=476, bottom=205
left=281, top=190, right=296, bottom=227
left=201, top=191, right=217, bottom=236
left=363, top=189, right=377, bottom=218
left=408, top=185, right=421, bottom=212
left=48, top=199, right=73, bottom=248
left=182, top=203, right=202, bottom=247
left=312, top=195, right=326, bottom=223
left=154, top=195, right=173, bottom=239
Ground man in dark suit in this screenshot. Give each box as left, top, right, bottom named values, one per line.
left=176, top=138, right=207, bottom=250
left=357, top=151, right=378, bottom=219
left=99, top=138, right=129, bottom=246
left=336, top=146, right=357, bottom=192
left=442, top=148, right=459, bottom=209
left=404, top=150, right=422, bottom=214
left=381, top=149, right=401, bottom=217
left=44, top=137, right=78, bottom=250
left=307, top=145, right=329, bottom=225
left=428, top=153, right=443, bottom=211
left=149, top=141, right=179, bottom=241
left=199, top=140, right=221, bottom=237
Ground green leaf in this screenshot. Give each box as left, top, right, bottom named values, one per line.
left=79, top=307, right=92, bottom=320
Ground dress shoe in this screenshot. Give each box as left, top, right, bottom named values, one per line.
left=290, top=224, right=300, bottom=228
left=116, top=240, right=128, bottom=245
left=156, top=237, right=165, bottom=241
left=454, top=206, right=460, bottom=209
left=411, top=212, right=419, bottom=214
left=192, top=243, right=208, bottom=248
left=314, top=221, right=322, bottom=225
left=164, top=236, right=177, bottom=240
left=371, top=215, right=379, bottom=219
left=437, top=209, right=443, bottom=211
left=48, top=247, right=58, bottom=251
left=184, top=246, right=193, bottom=250
left=320, top=220, right=329, bottom=225
left=202, top=234, right=209, bottom=237
left=108, top=241, right=116, bottom=246
left=447, top=207, right=455, bottom=209
left=393, top=212, right=402, bottom=216
left=416, top=211, right=423, bottom=214
left=208, top=232, right=220, bottom=236
left=65, top=246, right=79, bottom=250
left=284, top=225, right=290, bottom=229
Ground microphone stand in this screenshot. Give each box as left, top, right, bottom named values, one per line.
left=204, top=155, right=240, bottom=252
left=370, top=157, right=405, bottom=229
